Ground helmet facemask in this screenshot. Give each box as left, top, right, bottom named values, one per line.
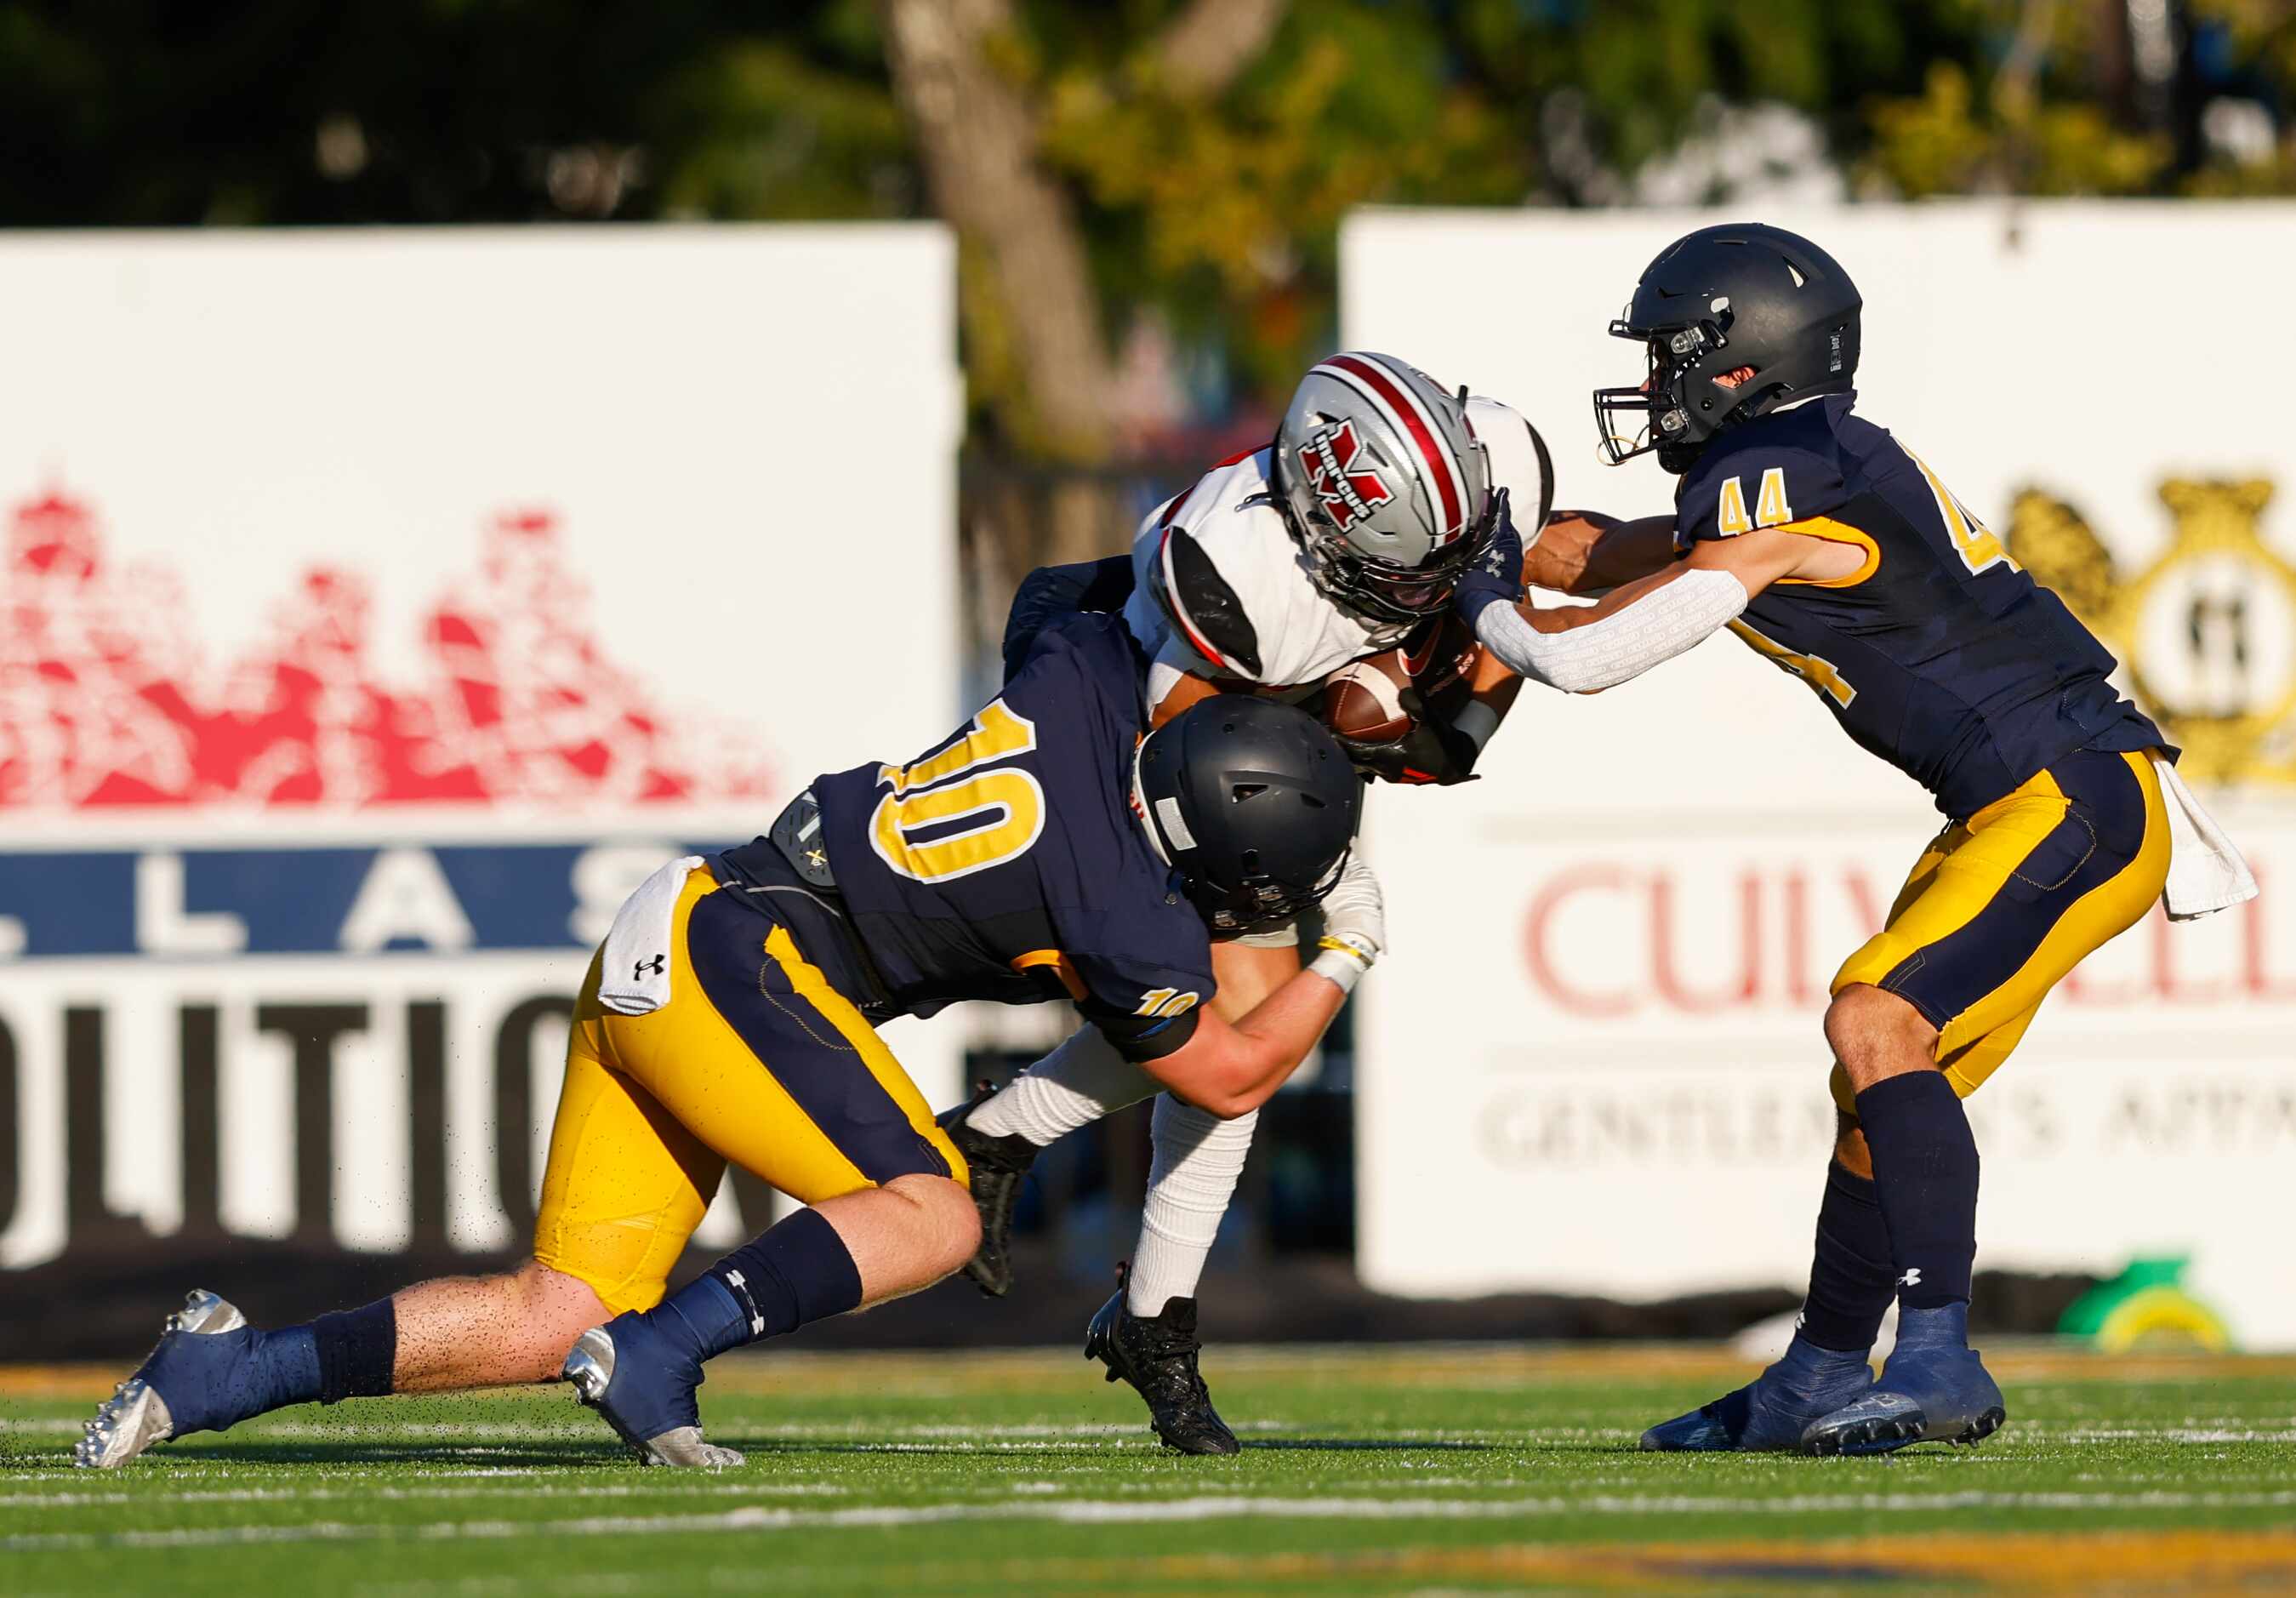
left=1188, top=843, right=1348, bottom=937
left=1284, top=479, right=1503, bottom=626
left=1593, top=306, right=1780, bottom=474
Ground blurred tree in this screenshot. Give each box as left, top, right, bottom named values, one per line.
left=8, top=0, right=2296, bottom=455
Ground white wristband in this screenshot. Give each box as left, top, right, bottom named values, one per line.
left=1474, top=566, right=1747, bottom=693
left=1308, top=936, right=1374, bottom=996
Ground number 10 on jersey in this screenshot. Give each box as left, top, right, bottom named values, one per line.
left=869, top=699, right=1047, bottom=883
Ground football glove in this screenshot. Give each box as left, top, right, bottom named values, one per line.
left=1333, top=686, right=1482, bottom=785
left=1452, top=496, right=1524, bottom=629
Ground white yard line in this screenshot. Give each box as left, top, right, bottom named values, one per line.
left=9, top=1488, right=2296, bottom=1553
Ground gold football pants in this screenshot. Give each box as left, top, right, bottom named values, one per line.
left=1829, top=747, right=2170, bottom=1113
left=533, top=867, right=965, bottom=1313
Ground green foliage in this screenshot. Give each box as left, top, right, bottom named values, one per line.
left=6, top=1, right=2296, bottom=450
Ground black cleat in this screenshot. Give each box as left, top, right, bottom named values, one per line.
left=1084, top=1263, right=1239, bottom=1456
left=936, top=1082, right=1040, bottom=1298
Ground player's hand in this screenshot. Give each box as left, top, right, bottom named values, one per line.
left=1455, top=491, right=1523, bottom=628
left=1333, top=687, right=1481, bottom=785
left=1317, top=853, right=1385, bottom=967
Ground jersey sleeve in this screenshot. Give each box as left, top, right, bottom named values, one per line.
left=1674, top=438, right=1850, bottom=549
left=1058, top=906, right=1217, bottom=1062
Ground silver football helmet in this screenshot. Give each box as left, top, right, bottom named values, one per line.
left=1271, top=352, right=1501, bottom=624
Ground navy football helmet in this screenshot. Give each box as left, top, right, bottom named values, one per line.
left=1595, top=223, right=1862, bottom=474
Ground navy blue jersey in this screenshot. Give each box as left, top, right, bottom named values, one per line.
left=805, top=613, right=1214, bottom=1059
left=1675, top=395, right=2166, bottom=818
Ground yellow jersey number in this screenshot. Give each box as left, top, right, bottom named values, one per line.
left=1911, top=452, right=2020, bottom=578
left=1728, top=617, right=1857, bottom=711
left=869, top=699, right=1045, bottom=883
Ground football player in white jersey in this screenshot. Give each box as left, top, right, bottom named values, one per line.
left=943, top=351, right=1551, bottom=1452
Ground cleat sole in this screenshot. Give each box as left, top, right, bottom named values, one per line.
left=75, top=1290, right=246, bottom=1470
left=1953, top=1406, right=2008, bottom=1447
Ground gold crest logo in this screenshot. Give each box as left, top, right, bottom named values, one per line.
left=2009, top=479, right=2296, bottom=785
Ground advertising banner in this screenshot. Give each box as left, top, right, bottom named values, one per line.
left=0, top=227, right=962, bottom=1300
left=1345, top=203, right=2296, bottom=1344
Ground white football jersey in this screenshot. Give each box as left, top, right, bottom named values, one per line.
left=1125, top=398, right=1548, bottom=711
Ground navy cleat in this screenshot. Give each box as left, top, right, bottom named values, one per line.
left=1641, top=1333, right=1875, bottom=1452
left=1802, top=1304, right=2005, bottom=1456
left=76, top=1290, right=250, bottom=1469
left=937, top=1082, right=1040, bottom=1298
left=561, top=1311, right=744, bottom=1469
left=1084, top=1263, right=1239, bottom=1456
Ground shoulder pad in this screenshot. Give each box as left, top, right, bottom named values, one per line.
left=1155, top=524, right=1262, bottom=679
left=1674, top=428, right=1849, bottom=547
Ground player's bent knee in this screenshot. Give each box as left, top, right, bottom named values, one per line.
left=886, top=1173, right=981, bottom=1277
left=1823, top=983, right=1939, bottom=1092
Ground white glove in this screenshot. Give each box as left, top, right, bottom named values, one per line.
left=1310, top=854, right=1383, bottom=994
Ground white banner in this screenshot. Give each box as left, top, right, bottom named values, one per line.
left=1346, top=202, right=2296, bottom=1345
left=0, top=226, right=963, bottom=1270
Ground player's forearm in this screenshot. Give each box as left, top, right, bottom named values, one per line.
left=1445, top=657, right=1523, bottom=754
left=1473, top=566, right=1749, bottom=693
left=1579, top=517, right=1684, bottom=591
left=1525, top=513, right=1678, bottom=596
left=1143, top=969, right=1346, bottom=1118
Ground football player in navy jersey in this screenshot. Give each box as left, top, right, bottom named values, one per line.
left=1459, top=223, right=2248, bottom=1455
left=79, top=614, right=1383, bottom=1470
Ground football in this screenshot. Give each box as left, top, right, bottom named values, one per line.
left=1321, top=614, right=1484, bottom=743
left=1321, top=650, right=1415, bottom=742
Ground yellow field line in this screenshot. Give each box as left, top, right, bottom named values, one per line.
left=892, top=1529, right=2296, bottom=1594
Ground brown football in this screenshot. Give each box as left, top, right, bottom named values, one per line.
left=1321, top=650, right=1414, bottom=742
left=1321, top=612, right=1484, bottom=742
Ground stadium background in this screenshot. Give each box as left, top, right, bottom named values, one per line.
left=1, top=1, right=2291, bottom=1359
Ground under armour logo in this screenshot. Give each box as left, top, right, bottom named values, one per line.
left=632, top=953, right=666, bottom=982
left=723, top=1268, right=766, bottom=1335
left=804, top=846, right=827, bottom=870
left=1898, top=1267, right=1923, bottom=1288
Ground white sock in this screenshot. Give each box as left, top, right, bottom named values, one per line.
left=1127, top=1096, right=1257, bottom=1315
left=966, top=1025, right=1156, bottom=1147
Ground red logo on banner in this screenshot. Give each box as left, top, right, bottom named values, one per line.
left=0, top=492, right=777, bottom=808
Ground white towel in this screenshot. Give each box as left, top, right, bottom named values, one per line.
left=598, top=855, right=704, bottom=1016
left=2152, top=756, right=2258, bottom=922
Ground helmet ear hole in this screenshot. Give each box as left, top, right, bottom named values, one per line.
left=1239, top=848, right=1261, bottom=873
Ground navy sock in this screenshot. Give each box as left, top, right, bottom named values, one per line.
left=309, top=1298, right=397, bottom=1404
left=1797, top=1159, right=1896, bottom=1352
left=1854, top=1070, right=1980, bottom=1310
left=648, top=1207, right=864, bottom=1363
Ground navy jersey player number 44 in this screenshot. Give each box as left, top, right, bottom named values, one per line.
left=1460, top=222, right=2257, bottom=1456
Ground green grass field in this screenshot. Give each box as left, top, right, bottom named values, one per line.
left=4, top=1345, right=2293, bottom=1595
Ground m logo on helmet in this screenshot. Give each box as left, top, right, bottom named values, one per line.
left=1299, top=420, right=1394, bottom=533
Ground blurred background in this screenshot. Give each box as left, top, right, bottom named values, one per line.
left=3, top=0, right=2293, bottom=1358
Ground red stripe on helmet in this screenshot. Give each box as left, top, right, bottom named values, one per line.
left=1323, top=354, right=1465, bottom=539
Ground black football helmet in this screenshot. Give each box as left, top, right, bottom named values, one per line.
left=1593, top=223, right=1861, bottom=474
left=1134, top=696, right=1360, bottom=936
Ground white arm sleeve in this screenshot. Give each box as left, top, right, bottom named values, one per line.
left=1473, top=566, right=1749, bottom=693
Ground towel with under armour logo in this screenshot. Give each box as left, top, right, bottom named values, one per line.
left=598, top=855, right=705, bottom=1016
